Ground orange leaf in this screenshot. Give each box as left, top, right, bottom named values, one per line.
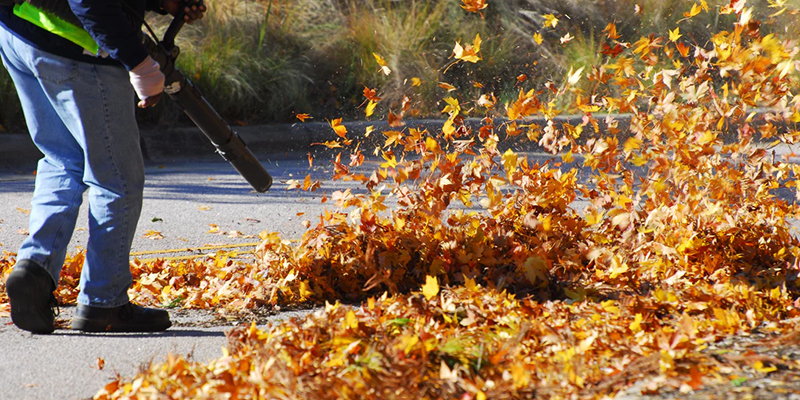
left=329, top=118, right=348, bottom=138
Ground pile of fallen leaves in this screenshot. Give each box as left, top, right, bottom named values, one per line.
left=3, top=0, right=800, bottom=398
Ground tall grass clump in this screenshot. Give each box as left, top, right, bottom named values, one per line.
left=3, top=0, right=796, bottom=130
left=142, top=0, right=314, bottom=125
left=297, top=0, right=529, bottom=118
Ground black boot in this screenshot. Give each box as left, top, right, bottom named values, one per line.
left=71, top=302, right=171, bottom=332
left=5, top=259, right=58, bottom=334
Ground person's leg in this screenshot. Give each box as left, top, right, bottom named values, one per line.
left=65, top=75, right=171, bottom=330
left=1, top=28, right=88, bottom=285
left=1, top=26, right=86, bottom=333
left=60, top=56, right=145, bottom=309
left=2, top=26, right=144, bottom=307
left=3, top=25, right=169, bottom=332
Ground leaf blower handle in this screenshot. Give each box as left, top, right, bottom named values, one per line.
left=160, top=2, right=188, bottom=52
left=142, top=1, right=273, bottom=193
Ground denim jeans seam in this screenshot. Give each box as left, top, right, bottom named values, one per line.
left=89, top=64, right=130, bottom=307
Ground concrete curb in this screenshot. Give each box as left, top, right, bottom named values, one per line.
left=137, top=115, right=635, bottom=162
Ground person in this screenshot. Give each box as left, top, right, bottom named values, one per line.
left=0, top=0, right=205, bottom=334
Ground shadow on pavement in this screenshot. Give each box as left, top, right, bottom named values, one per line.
left=53, top=328, right=227, bottom=338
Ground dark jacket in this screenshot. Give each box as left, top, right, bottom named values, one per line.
left=0, top=0, right=164, bottom=70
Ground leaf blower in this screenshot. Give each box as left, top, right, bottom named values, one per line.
left=141, top=2, right=273, bottom=192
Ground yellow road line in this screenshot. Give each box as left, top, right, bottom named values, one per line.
left=134, top=254, right=235, bottom=263
left=129, top=242, right=262, bottom=256
left=130, top=239, right=300, bottom=262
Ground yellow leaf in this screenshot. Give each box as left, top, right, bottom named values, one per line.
left=422, top=275, right=439, bottom=300
left=623, top=137, right=643, bottom=153
left=426, top=137, right=441, bottom=153
left=373, top=52, right=391, bottom=75
left=602, top=300, right=620, bottom=315
left=365, top=100, right=377, bottom=117
left=542, top=13, right=559, bottom=28
left=344, top=310, right=358, bottom=330
left=330, top=118, right=348, bottom=138
left=629, top=313, right=643, bottom=332
left=143, top=230, right=164, bottom=240
left=454, top=34, right=483, bottom=63
left=541, top=214, right=552, bottom=231
left=533, top=32, right=543, bottom=45
left=608, top=257, right=629, bottom=279
left=299, top=281, right=312, bottom=299
left=669, top=27, right=682, bottom=42
left=411, top=77, right=422, bottom=87
left=684, top=3, right=702, bottom=18
left=585, top=209, right=605, bottom=225
left=754, top=361, right=777, bottom=374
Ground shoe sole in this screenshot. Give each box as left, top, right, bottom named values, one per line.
left=6, top=271, right=55, bottom=334
left=72, top=317, right=172, bottom=333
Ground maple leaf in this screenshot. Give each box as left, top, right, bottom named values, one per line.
left=453, top=34, right=482, bottom=63
left=460, top=0, right=487, bottom=15
left=439, top=82, right=457, bottom=92
left=365, top=100, right=377, bottom=118
left=566, top=66, right=584, bottom=86
left=373, top=52, right=391, bottom=76
left=422, top=275, right=439, bottom=300
left=533, top=32, right=543, bottom=45
left=603, top=22, right=621, bottom=40
left=329, top=118, right=348, bottom=138
left=542, top=13, right=558, bottom=28
left=363, top=87, right=381, bottom=102
left=602, top=42, right=625, bottom=57
left=143, top=230, right=165, bottom=240
left=684, top=3, right=702, bottom=18
left=295, top=113, right=312, bottom=122
left=676, top=42, right=691, bottom=57
left=312, top=140, right=343, bottom=149
left=669, top=27, right=682, bottom=42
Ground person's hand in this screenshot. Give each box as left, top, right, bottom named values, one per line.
left=130, top=56, right=165, bottom=108
left=161, top=0, right=207, bottom=24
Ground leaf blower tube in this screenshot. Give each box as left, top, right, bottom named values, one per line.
left=141, top=15, right=272, bottom=193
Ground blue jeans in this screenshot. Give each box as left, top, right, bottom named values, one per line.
left=0, top=27, right=144, bottom=308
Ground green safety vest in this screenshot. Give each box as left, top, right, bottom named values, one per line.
left=13, top=1, right=100, bottom=55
